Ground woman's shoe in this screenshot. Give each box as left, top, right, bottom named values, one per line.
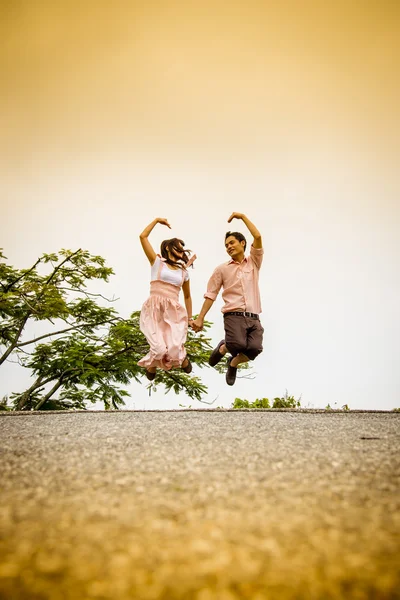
left=145, top=369, right=156, bottom=381
left=181, top=358, right=192, bottom=374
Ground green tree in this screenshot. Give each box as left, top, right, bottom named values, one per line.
left=11, top=312, right=215, bottom=410
left=1, top=249, right=217, bottom=410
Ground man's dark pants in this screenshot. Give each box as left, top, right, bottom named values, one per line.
left=223, top=312, right=263, bottom=360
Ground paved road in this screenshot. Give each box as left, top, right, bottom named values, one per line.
left=1, top=411, right=399, bottom=599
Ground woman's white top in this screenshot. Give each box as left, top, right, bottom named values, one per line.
left=151, top=256, right=189, bottom=286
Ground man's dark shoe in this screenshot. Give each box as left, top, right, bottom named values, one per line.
left=209, top=340, right=226, bottom=367
left=145, top=369, right=156, bottom=381
left=226, top=357, right=237, bottom=386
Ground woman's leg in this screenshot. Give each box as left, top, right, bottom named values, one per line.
left=138, top=303, right=168, bottom=368
left=162, top=305, right=188, bottom=368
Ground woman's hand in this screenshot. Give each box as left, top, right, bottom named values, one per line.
left=139, top=218, right=171, bottom=265
left=191, top=317, right=204, bottom=333
left=156, top=218, right=171, bottom=228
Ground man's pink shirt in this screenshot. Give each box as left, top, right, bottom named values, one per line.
left=204, top=245, right=264, bottom=314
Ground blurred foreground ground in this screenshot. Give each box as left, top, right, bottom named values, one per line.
left=0, top=410, right=399, bottom=599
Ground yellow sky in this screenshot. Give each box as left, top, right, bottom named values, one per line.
left=1, top=0, right=399, bottom=162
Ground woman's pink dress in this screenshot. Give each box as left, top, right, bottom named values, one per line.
left=138, top=256, right=189, bottom=370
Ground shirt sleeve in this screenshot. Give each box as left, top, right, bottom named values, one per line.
left=184, top=269, right=190, bottom=282
left=250, top=244, right=264, bottom=270
left=204, top=266, right=223, bottom=300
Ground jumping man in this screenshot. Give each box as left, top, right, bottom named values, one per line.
left=192, top=213, right=264, bottom=385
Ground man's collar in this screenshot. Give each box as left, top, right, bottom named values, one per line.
left=228, top=255, right=247, bottom=265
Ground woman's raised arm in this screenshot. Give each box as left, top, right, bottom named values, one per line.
left=139, top=218, right=171, bottom=265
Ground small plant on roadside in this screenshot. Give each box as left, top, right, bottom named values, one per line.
left=252, top=397, right=271, bottom=408
left=232, top=392, right=301, bottom=410
left=232, top=397, right=271, bottom=409
left=0, top=395, right=11, bottom=411
left=232, top=397, right=251, bottom=409
left=272, top=390, right=301, bottom=408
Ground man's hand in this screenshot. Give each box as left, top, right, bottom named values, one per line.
left=227, top=212, right=244, bottom=223
left=227, top=213, right=262, bottom=248
left=191, top=317, right=204, bottom=332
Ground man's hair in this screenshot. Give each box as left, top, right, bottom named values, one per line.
left=225, top=231, right=247, bottom=251
left=160, top=238, right=192, bottom=270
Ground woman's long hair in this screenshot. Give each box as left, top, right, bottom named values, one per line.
left=160, top=238, right=192, bottom=270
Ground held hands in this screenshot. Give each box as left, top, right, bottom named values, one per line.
left=227, top=212, right=244, bottom=223
left=190, top=317, right=204, bottom=333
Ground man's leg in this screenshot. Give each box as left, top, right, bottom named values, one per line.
left=230, top=353, right=249, bottom=368
left=223, top=315, right=247, bottom=356
left=223, top=315, right=249, bottom=385
left=226, top=317, right=263, bottom=384
left=245, top=319, right=264, bottom=361
left=209, top=341, right=247, bottom=367
left=208, top=340, right=228, bottom=366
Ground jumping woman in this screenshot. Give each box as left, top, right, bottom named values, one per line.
left=138, top=217, right=195, bottom=380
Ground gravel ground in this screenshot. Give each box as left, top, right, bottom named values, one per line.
left=0, top=411, right=399, bottom=600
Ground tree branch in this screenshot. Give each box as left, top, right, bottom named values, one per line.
left=0, top=249, right=93, bottom=365
left=3, top=258, right=42, bottom=293
left=58, top=287, right=119, bottom=302
left=0, top=315, right=29, bottom=366
left=237, top=372, right=256, bottom=380
left=18, top=293, right=41, bottom=314
left=34, top=379, right=64, bottom=410
left=44, top=249, right=82, bottom=287
left=15, top=375, right=52, bottom=410
left=15, top=320, right=116, bottom=348
left=197, top=395, right=219, bottom=405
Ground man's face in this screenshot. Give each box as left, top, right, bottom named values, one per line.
left=225, top=235, right=245, bottom=260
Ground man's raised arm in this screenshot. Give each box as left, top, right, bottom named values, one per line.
left=228, top=213, right=262, bottom=249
